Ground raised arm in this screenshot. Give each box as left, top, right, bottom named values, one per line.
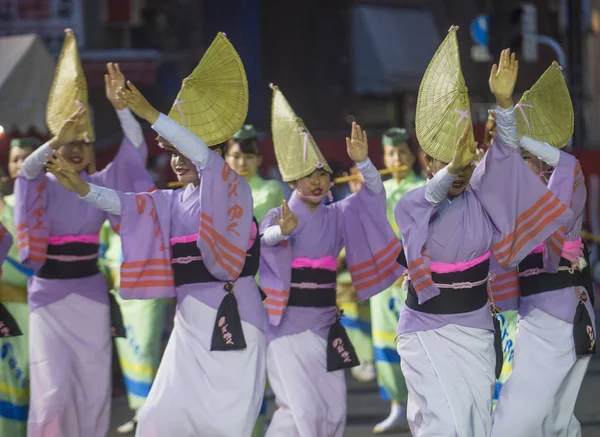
left=346, top=122, right=383, bottom=194
left=520, top=136, right=560, bottom=167
left=116, top=81, right=210, bottom=168
left=105, top=63, right=144, bottom=149
left=20, top=107, right=87, bottom=180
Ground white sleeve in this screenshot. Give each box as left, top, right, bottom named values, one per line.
left=356, top=158, right=383, bottom=194
left=425, top=167, right=456, bottom=205
left=519, top=136, right=560, bottom=167
left=262, top=226, right=289, bottom=246
left=116, top=108, right=144, bottom=148
left=19, top=142, right=53, bottom=180
left=494, top=105, right=518, bottom=148
left=80, top=183, right=122, bottom=215
left=152, top=113, right=210, bottom=169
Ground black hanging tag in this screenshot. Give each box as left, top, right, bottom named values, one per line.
left=326, top=310, right=360, bottom=372
left=109, top=293, right=126, bottom=338
left=573, top=288, right=596, bottom=356
left=493, top=315, right=503, bottom=379
left=211, top=281, right=247, bottom=351
left=0, top=302, right=23, bottom=338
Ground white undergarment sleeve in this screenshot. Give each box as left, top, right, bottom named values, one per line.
left=19, top=142, right=54, bottom=180
left=495, top=106, right=519, bottom=148
left=425, top=167, right=456, bottom=205
left=262, top=225, right=289, bottom=246
left=519, top=136, right=560, bottom=167
left=356, top=158, right=383, bottom=194
left=152, top=113, right=210, bottom=169
left=81, top=183, right=122, bottom=215
left=116, top=108, right=144, bottom=148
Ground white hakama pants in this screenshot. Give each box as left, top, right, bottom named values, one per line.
left=397, top=324, right=496, bottom=437
left=265, top=330, right=346, bottom=437
left=491, top=307, right=591, bottom=437
left=27, top=294, right=111, bottom=437
left=135, top=296, right=266, bottom=437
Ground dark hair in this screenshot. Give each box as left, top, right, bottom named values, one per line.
left=211, top=142, right=226, bottom=156
left=224, top=138, right=260, bottom=156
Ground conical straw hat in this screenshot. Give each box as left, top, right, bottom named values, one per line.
left=166, top=32, right=248, bottom=147
left=516, top=61, right=573, bottom=149
left=415, top=26, right=473, bottom=163
left=270, top=84, right=331, bottom=182
left=47, top=29, right=94, bottom=143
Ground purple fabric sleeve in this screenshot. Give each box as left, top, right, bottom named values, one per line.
left=541, top=152, right=585, bottom=271
left=394, top=186, right=440, bottom=303
left=332, top=186, right=404, bottom=300
left=197, top=152, right=254, bottom=281
left=0, top=221, right=13, bottom=267
left=117, top=189, right=176, bottom=299
left=259, top=205, right=293, bottom=326
left=13, top=174, right=49, bottom=270
left=470, top=135, right=573, bottom=270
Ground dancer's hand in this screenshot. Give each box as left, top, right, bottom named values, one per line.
left=49, top=107, right=87, bottom=150
left=105, top=62, right=126, bottom=110
left=45, top=153, right=90, bottom=197
left=448, top=121, right=477, bottom=175
left=274, top=200, right=298, bottom=236
left=117, top=81, right=160, bottom=124
left=489, top=48, right=519, bottom=109
left=344, top=165, right=364, bottom=194
left=346, top=122, right=369, bottom=163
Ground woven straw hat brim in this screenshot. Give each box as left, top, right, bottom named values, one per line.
left=270, top=85, right=332, bottom=182
left=415, top=27, right=473, bottom=164
left=47, top=31, right=95, bottom=143
left=167, top=32, right=248, bottom=147
left=516, top=61, right=573, bottom=149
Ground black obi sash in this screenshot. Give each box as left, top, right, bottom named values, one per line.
left=36, top=243, right=100, bottom=280
left=171, top=219, right=260, bottom=287
left=288, top=267, right=337, bottom=308
left=405, top=259, right=490, bottom=315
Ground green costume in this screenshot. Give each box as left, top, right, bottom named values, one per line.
left=0, top=194, right=35, bottom=437
left=371, top=173, right=425, bottom=401
left=99, top=222, right=166, bottom=412
left=494, top=310, right=518, bottom=407
left=248, top=175, right=285, bottom=225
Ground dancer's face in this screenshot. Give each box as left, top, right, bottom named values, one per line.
left=383, top=142, right=415, bottom=179
left=425, top=156, right=474, bottom=198
left=57, top=141, right=93, bottom=173
left=290, top=169, right=332, bottom=205
left=170, top=151, right=199, bottom=186
left=225, top=141, right=262, bottom=180
left=8, top=146, right=35, bottom=179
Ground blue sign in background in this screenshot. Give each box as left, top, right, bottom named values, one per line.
left=470, top=14, right=489, bottom=46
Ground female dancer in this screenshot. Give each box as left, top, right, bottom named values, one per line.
left=46, top=34, right=266, bottom=437
left=260, top=85, right=403, bottom=437
left=394, top=32, right=572, bottom=437
left=0, top=137, right=39, bottom=437
left=16, top=30, right=153, bottom=437
left=491, top=62, right=593, bottom=437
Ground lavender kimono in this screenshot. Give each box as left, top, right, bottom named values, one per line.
left=0, top=223, right=17, bottom=337
left=116, top=153, right=265, bottom=333
left=260, top=185, right=403, bottom=350
left=16, top=137, right=153, bottom=437
left=110, top=151, right=267, bottom=437
left=394, top=134, right=573, bottom=335
left=15, top=137, right=153, bottom=309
